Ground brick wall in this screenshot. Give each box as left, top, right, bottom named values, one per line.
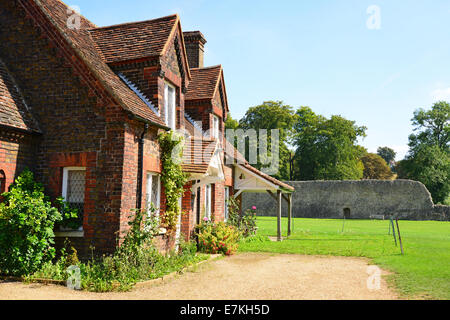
left=0, top=130, right=38, bottom=191
left=0, top=2, right=130, bottom=258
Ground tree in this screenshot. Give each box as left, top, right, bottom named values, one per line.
left=292, top=107, right=367, bottom=180
left=236, top=101, right=297, bottom=180
left=397, top=145, right=450, bottom=203
left=225, top=114, right=239, bottom=130
left=398, top=101, right=450, bottom=204
left=408, top=101, right=449, bottom=155
left=377, top=147, right=396, bottom=166
left=361, top=153, right=394, bottom=179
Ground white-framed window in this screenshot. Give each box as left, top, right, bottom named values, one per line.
left=205, top=184, right=212, bottom=219
left=224, top=186, right=230, bottom=221
left=61, top=167, right=86, bottom=230
left=212, top=115, right=220, bottom=139
left=146, top=172, right=161, bottom=217
left=164, top=82, right=176, bottom=130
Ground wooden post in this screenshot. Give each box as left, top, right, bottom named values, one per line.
left=390, top=217, right=397, bottom=246
left=277, top=190, right=282, bottom=241
left=287, top=194, right=292, bottom=236
left=396, top=218, right=404, bottom=255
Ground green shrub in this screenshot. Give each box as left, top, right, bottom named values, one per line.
left=55, top=198, right=81, bottom=230
left=29, top=207, right=205, bottom=292
left=0, top=169, right=62, bottom=276
left=196, top=221, right=240, bottom=255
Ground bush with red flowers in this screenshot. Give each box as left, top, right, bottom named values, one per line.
left=196, top=221, right=240, bottom=255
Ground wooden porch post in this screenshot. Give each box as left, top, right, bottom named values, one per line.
left=287, top=193, right=292, bottom=236
left=277, top=190, right=282, bottom=241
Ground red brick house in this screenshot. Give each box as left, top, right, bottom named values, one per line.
left=0, top=0, right=293, bottom=257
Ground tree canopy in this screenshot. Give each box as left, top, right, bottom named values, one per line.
left=397, top=101, right=450, bottom=204
left=408, top=101, right=449, bottom=155
left=361, top=153, right=394, bottom=180
left=234, top=101, right=297, bottom=180
left=377, top=146, right=396, bottom=166
left=292, top=107, right=367, bottom=180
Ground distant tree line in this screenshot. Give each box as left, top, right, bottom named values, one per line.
left=226, top=100, right=449, bottom=204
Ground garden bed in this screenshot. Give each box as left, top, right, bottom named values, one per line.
left=1, top=253, right=219, bottom=291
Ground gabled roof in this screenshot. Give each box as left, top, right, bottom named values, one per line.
left=0, top=59, right=40, bottom=133
left=27, top=0, right=166, bottom=127
left=184, top=113, right=205, bottom=137
left=224, top=138, right=294, bottom=192
left=185, top=65, right=223, bottom=101
left=240, top=162, right=294, bottom=192
left=182, top=137, right=217, bottom=174
left=89, top=15, right=177, bottom=64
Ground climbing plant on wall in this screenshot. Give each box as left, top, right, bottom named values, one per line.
left=158, top=131, right=188, bottom=232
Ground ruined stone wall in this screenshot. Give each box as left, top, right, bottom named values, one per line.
left=242, top=180, right=449, bottom=221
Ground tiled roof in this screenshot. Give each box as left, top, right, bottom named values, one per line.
left=185, top=65, right=222, bottom=100
left=182, top=137, right=217, bottom=174
left=89, top=15, right=178, bottom=64
left=0, top=59, right=40, bottom=133
left=224, top=138, right=294, bottom=192
left=184, top=113, right=205, bottom=137
left=31, top=0, right=166, bottom=127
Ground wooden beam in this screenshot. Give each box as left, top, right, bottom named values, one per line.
left=266, top=190, right=277, bottom=201
left=287, top=194, right=292, bottom=236
left=233, top=189, right=243, bottom=198
left=277, top=190, right=282, bottom=241
left=282, top=194, right=289, bottom=203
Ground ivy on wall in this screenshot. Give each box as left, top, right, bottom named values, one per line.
left=157, top=131, right=188, bottom=232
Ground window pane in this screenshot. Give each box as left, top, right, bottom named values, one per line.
left=164, top=84, right=169, bottom=125
left=67, top=170, right=85, bottom=217
left=67, top=170, right=85, bottom=203
left=146, top=174, right=152, bottom=207
left=165, top=84, right=176, bottom=130
left=151, top=175, right=159, bottom=208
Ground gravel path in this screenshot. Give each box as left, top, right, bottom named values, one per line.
left=0, top=253, right=398, bottom=300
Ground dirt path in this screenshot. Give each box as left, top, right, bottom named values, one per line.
left=0, top=253, right=398, bottom=300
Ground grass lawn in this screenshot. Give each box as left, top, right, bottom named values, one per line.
left=239, top=216, right=450, bottom=300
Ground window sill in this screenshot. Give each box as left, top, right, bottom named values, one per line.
left=55, top=230, right=84, bottom=238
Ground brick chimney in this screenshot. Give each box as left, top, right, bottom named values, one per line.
left=183, top=31, right=207, bottom=69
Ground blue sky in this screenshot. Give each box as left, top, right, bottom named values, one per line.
left=73, top=0, right=450, bottom=160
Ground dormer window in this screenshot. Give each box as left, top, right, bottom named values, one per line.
left=212, top=115, right=220, bottom=139
left=164, top=82, right=176, bottom=130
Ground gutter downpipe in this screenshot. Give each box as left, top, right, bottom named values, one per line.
left=136, top=123, right=149, bottom=210
left=129, top=112, right=170, bottom=210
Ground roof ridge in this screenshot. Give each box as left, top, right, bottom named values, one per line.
left=89, top=14, right=178, bottom=31
left=190, top=65, right=222, bottom=71
left=50, top=0, right=98, bottom=28
left=31, top=0, right=166, bottom=128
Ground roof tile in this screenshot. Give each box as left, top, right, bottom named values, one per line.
left=89, top=15, right=178, bottom=64
left=33, top=0, right=165, bottom=127
left=185, top=65, right=222, bottom=100
left=0, top=59, right=40, bottom=133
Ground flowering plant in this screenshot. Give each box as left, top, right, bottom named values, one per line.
left=227, top=198, right=258, bottom=238
left=196, top=221, right=240, bottom=255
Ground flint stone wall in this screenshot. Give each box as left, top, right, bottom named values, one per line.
left=242, top=180, right=449, bottom=221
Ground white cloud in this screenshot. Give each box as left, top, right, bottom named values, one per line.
left=431, top=87, right=450, bottom=102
